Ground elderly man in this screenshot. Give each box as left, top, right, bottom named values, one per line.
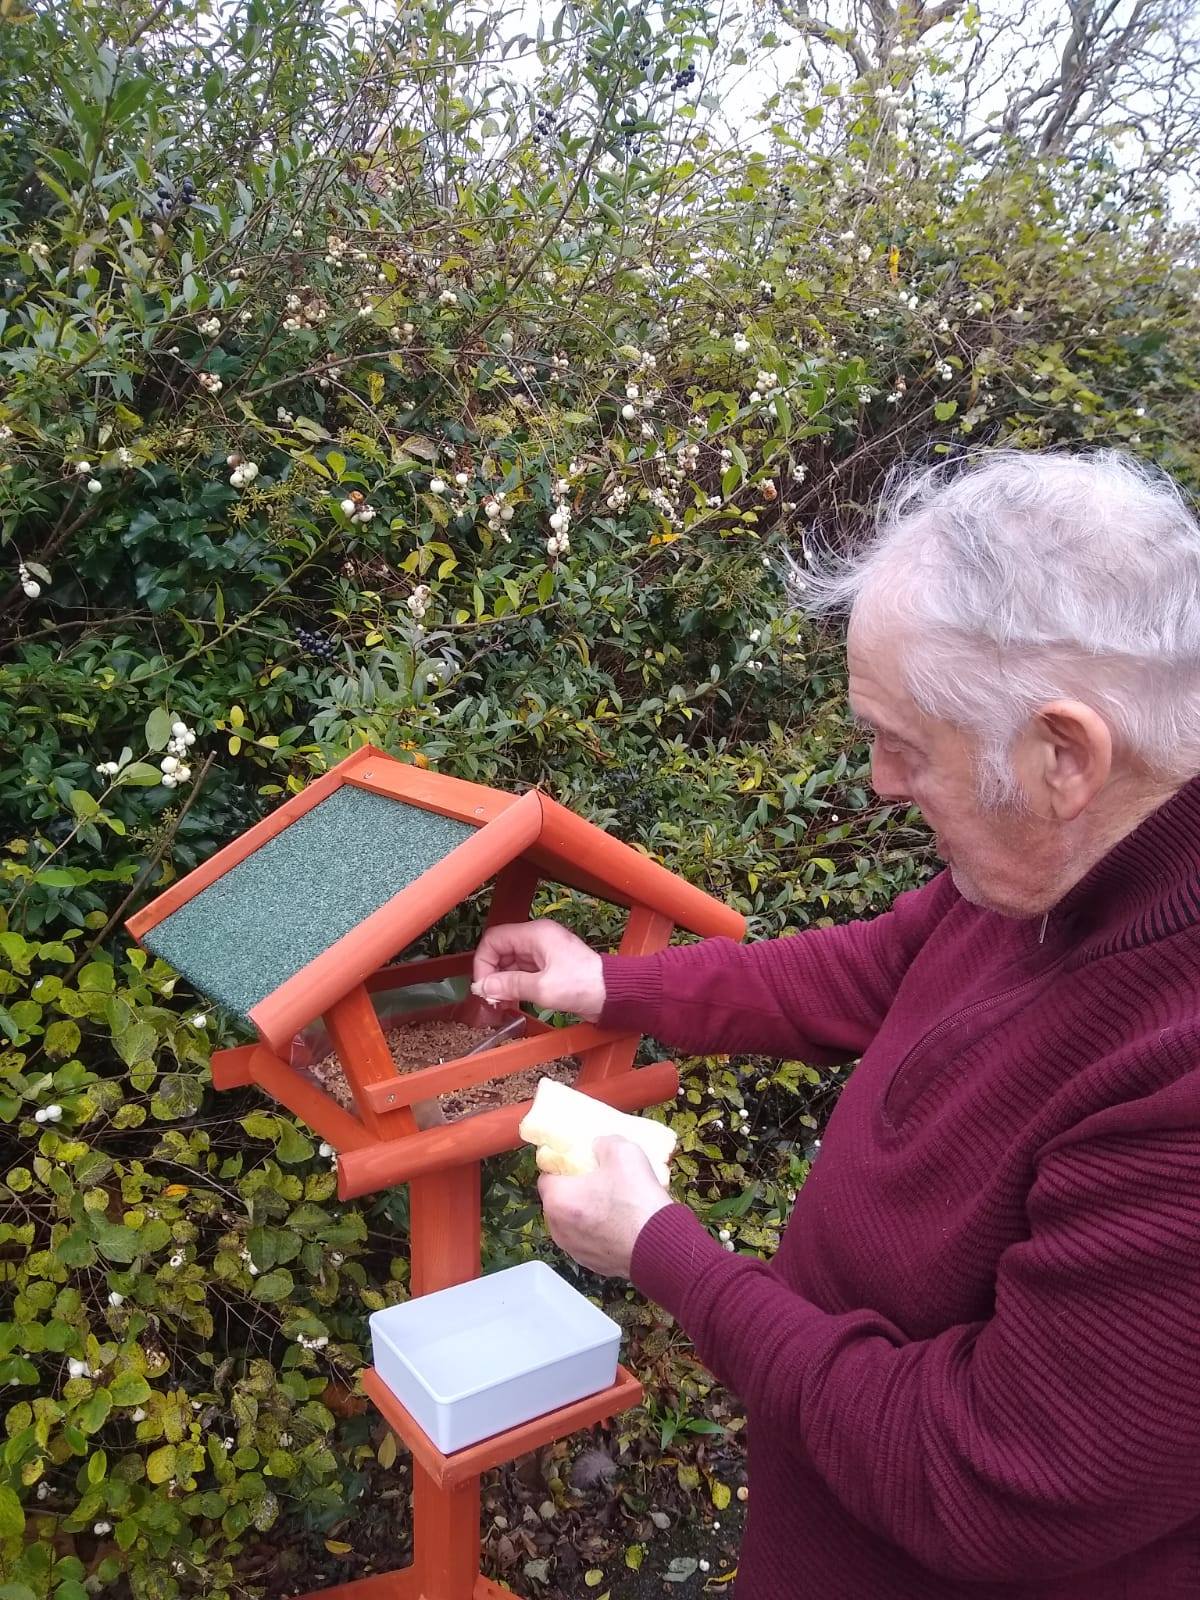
left=473, top=449, right=1200, bottom=1599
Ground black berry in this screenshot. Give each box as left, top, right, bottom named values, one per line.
left=294, top=626, right=337, bottom=661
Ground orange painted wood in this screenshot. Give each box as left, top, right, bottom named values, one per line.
left=409, top=1163, right=481, bottom=1298
left=407, top=1163, right=483, bottom=1600
left=345, top=760, right=517, bottom=826
left=483, top=859, right=541, bottom=930
left=294, top=1568, right=418, bottom=1600
left=360, top=1022, right=629, bottom=1115
left=531, top=793, right=747, bottom=941
left=366, top=952, right=475, bottom=993
left=209, top=1043, right=256, bottom=1088
left=249, top=1044, right=379, bottom=1153
left=250, top=791, right=544, bottom=1052
left=413, top=1464, right=480, bottom=1600
left=361, top=1366, right=643, bottom=1491
left=337, top=1061, right=679, bottom=1198
left=127, top=748, right=376, bottom=940
left=577, top=907, right=674, bottom=1085
left=326, top=984, right=421, bottom=1140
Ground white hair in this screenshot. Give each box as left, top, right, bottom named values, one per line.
left=799, top=448, right=1200, bottom=804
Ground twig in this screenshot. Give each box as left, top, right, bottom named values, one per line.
left=64, top=751, right=217, bottom=981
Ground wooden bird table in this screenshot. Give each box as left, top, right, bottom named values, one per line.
left=125, top=749, right=745, bottom=1600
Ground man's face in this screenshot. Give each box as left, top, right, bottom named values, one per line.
left=846, top=617, right=1061, bottom=917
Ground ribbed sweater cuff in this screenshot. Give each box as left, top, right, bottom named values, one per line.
left=630, top=1203, right=729, bottom=1322
left=599, top=952, right=665, bottom=1033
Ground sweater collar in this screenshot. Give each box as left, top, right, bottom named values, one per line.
left=1054, top=774, right=1200, bottom=955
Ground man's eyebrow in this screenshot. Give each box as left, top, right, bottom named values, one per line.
left=851, top=710, right=913, bottom=744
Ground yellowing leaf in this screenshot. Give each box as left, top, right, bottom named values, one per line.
left=377, top=1430, right=398, bottom=1468
left=162, top=1184, right=189, bottom=1197
left=229, top=704, right=245, bottom=728
left=711, top=1480, right=731, bottom=1511
left=625, top=1544, right=645, bottom=1570
left=365, top=631, right=384, bottom=646
left=324, top=1540, right=353, bottom=1554
left=585, top=1572, right=604, bottom=1588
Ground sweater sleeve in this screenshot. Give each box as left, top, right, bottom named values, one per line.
left=600, top=873, right=954, bottom=1064
left=631, top=1080, right=1200, bottom=1582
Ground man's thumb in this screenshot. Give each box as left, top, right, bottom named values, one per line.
left=593, top=1134, right=637, bottom=1166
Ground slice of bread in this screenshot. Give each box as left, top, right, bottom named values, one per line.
left=518, top=1077, right=675, bottom=1186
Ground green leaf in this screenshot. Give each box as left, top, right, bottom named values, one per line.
left=934, top=400, right=958, bottom=421
left=33, top=869, right=79, bottom=889
left=252, top=1268, right=294, bottom=1303
left=275, top=1122, right=313, bottom=1164
left=110, top=1373, right=152, bottom=1407
left=90, top=1219, right=141, bottom=1264
left=69, top=790, right=99, bottom=820
left=145, top=708, right=173, bottom=751
left=78, top=1389, right=113, bottom=1433
left=115, top=762, right=164, bottom=787
left=114, top=1021, right=156, bottom=1068
left=44, top=1020, right=81, bottom=1060
left=146, top=1444, right=177, bottom=1484
left=0, top=1484, right=25, bottom=1539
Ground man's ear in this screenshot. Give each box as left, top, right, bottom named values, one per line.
left=1023, top=700, right=1113, bottom=820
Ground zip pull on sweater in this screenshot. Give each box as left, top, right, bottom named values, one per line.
left=600, top=777, right=1200, bottom=1600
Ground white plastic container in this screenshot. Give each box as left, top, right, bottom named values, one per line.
left=369, top=1261, right=622, bottom=1453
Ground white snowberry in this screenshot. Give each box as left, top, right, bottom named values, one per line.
left=87, top=479, right=102, bottom=494
left=429, top=477, right=447, bottom=495
left=22, top=580, right=40, bottom=598
left=621, top=403, right=637, bottom=421
left=340, top=497, right=357, bottom=515
left=108, top=1291, right=124, bottom=1307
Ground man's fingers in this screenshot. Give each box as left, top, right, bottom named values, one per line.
left=471, top=969, right=535, bottom=1003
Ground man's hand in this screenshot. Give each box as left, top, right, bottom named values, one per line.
left=538, top=1137, right=673, bottom=1278
left=472, top=919, right=605, bottom=1020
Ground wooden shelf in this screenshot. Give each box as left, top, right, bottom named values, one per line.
left=361, top=1366, right=643, bottom=1490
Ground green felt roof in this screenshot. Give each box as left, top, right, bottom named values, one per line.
left=142, top=785, right=474, bottom=1019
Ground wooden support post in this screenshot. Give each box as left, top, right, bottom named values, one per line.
left=410, top=1163, right=482, bottom=1600
left=326, top=984, right=422, bottom=1139
left=483, top=859, right=541, bottom=932
left=577, top=907, right=674, bottom=1083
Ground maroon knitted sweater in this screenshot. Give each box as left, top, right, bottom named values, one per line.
left=600, top=778, right=1200, bottom=1600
